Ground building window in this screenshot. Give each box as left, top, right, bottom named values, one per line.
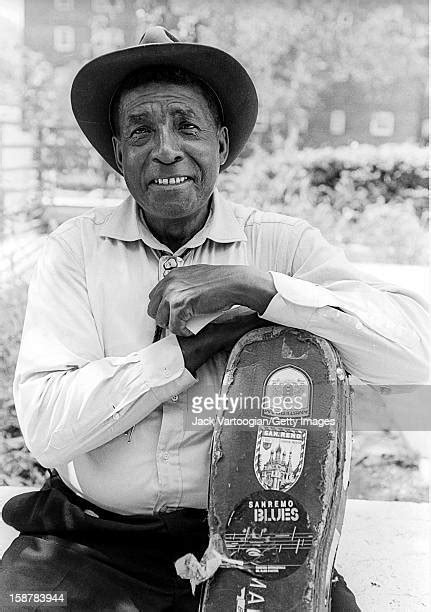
left=92, top=0, right=124, bottom=11
left=329, top=110, right=346, bottom=135
left=369, top=111, right=395, bottom=137
left=421, top=118, right=429, bottom=140
left=53, top=26, right=75, bottom=53
left=54, top=0, right=74, bottom=10
left=298, top=112, right=308, bottom=134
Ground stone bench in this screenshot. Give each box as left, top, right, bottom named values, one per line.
left=0, top=487, right=429, bottom=610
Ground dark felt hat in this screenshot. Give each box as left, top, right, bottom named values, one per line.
left=71, top=26, right=258, bottom=173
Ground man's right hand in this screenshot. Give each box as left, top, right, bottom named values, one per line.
left=177, top=312, right=273, bottom=375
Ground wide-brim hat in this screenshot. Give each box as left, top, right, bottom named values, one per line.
left=71, top=26, right=258, bottom=173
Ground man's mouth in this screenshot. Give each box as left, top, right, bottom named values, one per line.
left=151, top=176, right=192, bottom=186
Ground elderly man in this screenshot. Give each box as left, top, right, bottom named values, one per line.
left=1, top=26, right=428, bottom=612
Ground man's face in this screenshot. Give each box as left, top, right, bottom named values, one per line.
left=112, top=81, right=229, bottom=221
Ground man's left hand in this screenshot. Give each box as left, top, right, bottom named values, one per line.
left=147, top=264, right=275, bottom=336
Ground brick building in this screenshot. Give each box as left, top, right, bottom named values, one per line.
left=24, top=0, right=137, bottom=65
left=304, top=78, right=428, bottom=147
left=23, top=0, right=428, bottom=147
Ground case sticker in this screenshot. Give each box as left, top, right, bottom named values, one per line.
left=262, top=366, right=311, bottom=419
left=225, top=490, right=313, bottom=580
left=254, top=428, right=307, bottom=492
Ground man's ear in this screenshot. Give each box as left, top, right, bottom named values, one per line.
left=218, top=127, right=229, bottom=167
left=112, top=135, right=124, bottom=174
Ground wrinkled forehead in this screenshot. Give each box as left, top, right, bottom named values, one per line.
left=118, top=81, right=211, bottom=118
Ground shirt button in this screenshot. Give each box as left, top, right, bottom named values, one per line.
left=112, top=413, right=120, bottom=421
left=163, top=368, right=170, bottom=377
left=163, top=452, right=169, bottom=462
left=171, top=395, right=179, bottom=402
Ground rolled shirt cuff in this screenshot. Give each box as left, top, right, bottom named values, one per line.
left=259, top=271, right=339, bottom=328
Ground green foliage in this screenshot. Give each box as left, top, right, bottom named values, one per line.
left=9, top=0, right=426, bottom=188
left=0, top=143, right=428, bottom=486
left=0, top=282, right=27, bottom=408
left=219, top=143, right=429, bottom=264
left=137, top=0, right=428, bottom=148
left=0, top=281, right=47, bottom=485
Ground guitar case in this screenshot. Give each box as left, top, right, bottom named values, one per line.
left=200, top=326, right=352, bottom=611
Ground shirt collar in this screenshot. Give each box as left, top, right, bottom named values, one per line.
left=95, top=188, right=247, bottom=253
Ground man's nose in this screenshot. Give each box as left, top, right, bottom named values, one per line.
left=152, top=126, right=183, bottom=165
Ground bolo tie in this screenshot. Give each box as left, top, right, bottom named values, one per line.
left=126, top=249, right=191, bottom=443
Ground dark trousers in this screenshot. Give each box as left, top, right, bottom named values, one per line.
left=0, top=475, right=360, bottom=611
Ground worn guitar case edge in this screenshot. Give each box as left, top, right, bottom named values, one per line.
left=200, top=325, right=352, bottom=612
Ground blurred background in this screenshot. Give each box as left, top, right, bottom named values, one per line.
left=0, top=0, right=429, bottom=499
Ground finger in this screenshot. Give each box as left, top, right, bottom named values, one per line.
left=148, top=270, right=180, bottom=316
left=148, top=281, right=166, bottom=318
left=149, top=275, right=167, bottom=299
left=155, top=299, right=170, bottom=329
left=169, top=315, right=192, bottom=336
left=169, top=304, right=193, bottom=337
left=174, top=325, right=193, bottom=337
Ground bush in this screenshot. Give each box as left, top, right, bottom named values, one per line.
left=219, top=142, right=429, bottom=264
left=303, top=143, right=428, bottom=221
left=0, top=281, right=47, bottom=485
left=0, top=142, right=428, bottom=486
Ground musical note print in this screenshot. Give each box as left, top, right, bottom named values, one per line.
left=225, top=490, right=313, bottom=578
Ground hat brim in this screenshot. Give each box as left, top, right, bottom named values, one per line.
left=71, top=42, right=258, bottom=173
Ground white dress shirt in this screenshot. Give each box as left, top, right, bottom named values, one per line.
left=13, top=189, right=429, bottom=514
